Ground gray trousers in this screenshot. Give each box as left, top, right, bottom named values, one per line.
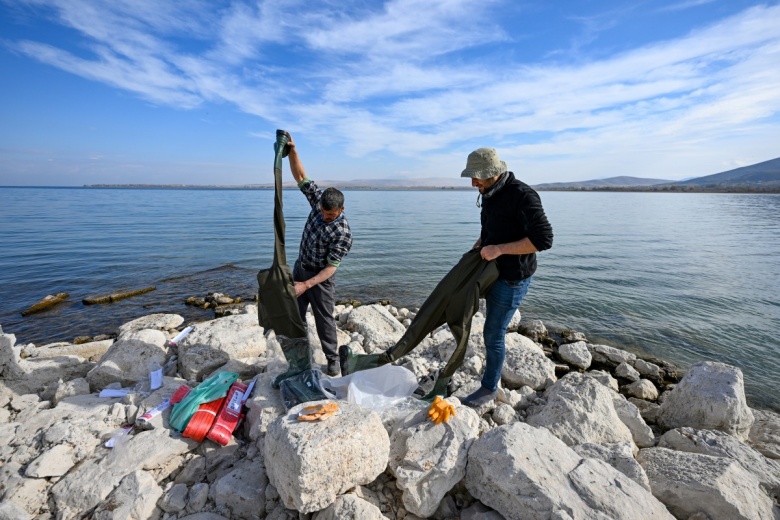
left=293, top=261, right=338, bottom=361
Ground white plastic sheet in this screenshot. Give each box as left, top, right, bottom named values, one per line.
left=320, top=364, right=419, bottom=412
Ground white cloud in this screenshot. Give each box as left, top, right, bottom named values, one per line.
left=4, top=1, right=780, bottom=183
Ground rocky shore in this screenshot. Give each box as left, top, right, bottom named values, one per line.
left=1, top=297, right=779, bottom=519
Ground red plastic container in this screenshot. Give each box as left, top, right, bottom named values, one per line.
left=206, top=381, right=249, bottom=446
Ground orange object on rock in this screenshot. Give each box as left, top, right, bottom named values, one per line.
left=182, top=398, right=224, bottom=442
left=297, top=402, right=339, bottom=422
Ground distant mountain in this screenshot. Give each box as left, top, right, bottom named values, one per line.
left=670, top=157, right=780, bottom=187
left=533, top=176, right=672, bottom=190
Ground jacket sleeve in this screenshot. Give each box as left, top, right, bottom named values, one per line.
left=520, top=190, right=553, bottom=252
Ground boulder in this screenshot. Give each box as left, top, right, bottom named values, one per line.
left=311, top=494, right=385, bottom=520
left=177, top=311, right=266, bottom=380
left=628, top=398, right=661, bottom=424
left=526, top=373, right=634, bottom=447
left=85, top=338, right=167, bottom=391
left=657, top=362, right=754, bottom=441
left=659, top=427, right=780, bottom=498
left=573, top=442, right=650, bottom=490
left=638, top=447, right=775, bottom=520
left=615, top=362, right=640, bottom=382
left=748, top=407, right=780, bottom=460
left=557, top=341, right=591, bottom=370
left=343, top=304, right=406, bottom=351
left=388, top=399, right=479, bottom=517
left=264, top=401, right=390, bottom=514
left=210, top=459, right=268, bottom=519
left=91, top=470, right=163, bottom=520
left=501, top=335, right=556, bottom=390
left=588, top=344, right=636, bottom=367
left=632, top=359, right=662, bottom=381
left=117, top=313, right=184, bottom=338
left=582, top=370, right=618, bottom=392
left=624, top=379, right=659, bottom=401
left=611, top=394, right=655, bottom=448
left=465, top=422, right=672, bottom=520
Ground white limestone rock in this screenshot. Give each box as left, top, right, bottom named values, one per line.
left=24, top=443, right=76, bottom=478
left=116, top=313, right=184, bottom=337
left=311, top=494, right=385, bottom=520
left=615, top=362, right=640, bottom=382
left=657, top=361, right=754, bottom=441
left=497, top=385, right=535, bottom=410
left=160, top=483, right=189, bottom=513
left=658, top=427, right=780, bottom=499
left=50, top=428, right=197, bottom=516
left=628, top=398, right=661, bottom=424
left=52, top=377, right=91, bottom=405
left=91, top=470, right=162, bottom=520
left=501, top=336, right=556, bottom=390
left=343, top=304, right=406, bottom=351
left=748, top=407, right=780, bottom=460
left=177, top=312, right=267, bottom=380
left=588, top=344, right=636, bottom=367
left=388, top=400, right=479, bottom=518
left=30, top=339, right=113, bottom=361
left=244, top=373, right=286, bottom=441
left=492, top=403, right=517, bottom=425
left=264, top=400, right=390, bottom=514
left=557, top=341, right=591, bottom=370
left=1, top=474, right=48, bottom=518
left=519, top=319, right=547, bottom=341
left=210, top=459, right=268, bottom=519
left=638, top=447, right=775, bottom=520
left=0, top=500, right=31, bottom=520
left=526, top=372, right=635, bottom=447
left=573, top=442, right=650, bottom=490
left=632, top=359, right=662, bottom=381
left=0, top=332, right=25, bottom=380
left=624, top=379, right=659, bottom=401
left=466, top=422, right=673, bottom=520
left=582, top=370, right=619, bottom=392
left=116, top=328, right=167, bottom=348
left=611, top=394, right=655, bottom=448
left=85, top=338, right=168, bottom=391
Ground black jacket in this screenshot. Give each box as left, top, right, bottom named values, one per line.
left=480, top=171, right=553, bottom=280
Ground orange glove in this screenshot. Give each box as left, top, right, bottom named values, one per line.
left=297, top=402, right=339, bottom=422
left=428, top=396, right=456, bottom=425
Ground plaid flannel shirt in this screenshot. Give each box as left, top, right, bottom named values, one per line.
left=297, top=179, right=352, bottom=270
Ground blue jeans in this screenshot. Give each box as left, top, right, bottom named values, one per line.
left=482, top=276, right=532, bottom=391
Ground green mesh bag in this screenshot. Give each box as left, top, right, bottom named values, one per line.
left=169, top=371, right=240, bottom=432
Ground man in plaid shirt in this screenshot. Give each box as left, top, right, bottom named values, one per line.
left=285, top=133, right=353, bottom=376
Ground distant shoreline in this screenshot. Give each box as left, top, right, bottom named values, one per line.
left=79, top=184, right=780, bottom=194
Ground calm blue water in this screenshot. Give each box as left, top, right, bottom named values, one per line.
left=1, top=187, right=778, bottom=410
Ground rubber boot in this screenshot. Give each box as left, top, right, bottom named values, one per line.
left=421, top=375, right=451, bottom=402
left=273, top=336, right=312, bottom=389
left=338, top=345, right=390, bottom=376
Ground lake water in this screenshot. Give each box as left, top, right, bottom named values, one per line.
left=1, top=187, right=778, bottom=410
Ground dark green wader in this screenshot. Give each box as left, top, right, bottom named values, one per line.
left=340, top=249, right=499, bottom=400
left=257, top=130, right=312, bottom=388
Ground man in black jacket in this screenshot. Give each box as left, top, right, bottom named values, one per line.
left=460, top=147, right=553, bottom=407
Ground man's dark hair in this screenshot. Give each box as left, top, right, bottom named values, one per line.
left=321, top=187, right=345, bottom=210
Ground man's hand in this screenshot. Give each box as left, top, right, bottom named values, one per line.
left=294, top=281, right=309, bottom=297
left=480, top=244, right=502, bottom=261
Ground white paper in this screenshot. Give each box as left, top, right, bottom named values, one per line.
left=150, top=368, right=163, bottom=390
left=99, top=388, right=131, bottom=398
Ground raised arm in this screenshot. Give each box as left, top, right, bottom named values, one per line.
left=286, top=134, right=308, bottom=184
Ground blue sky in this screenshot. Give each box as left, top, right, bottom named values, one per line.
left=1, top=0, right=779, bottom=186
